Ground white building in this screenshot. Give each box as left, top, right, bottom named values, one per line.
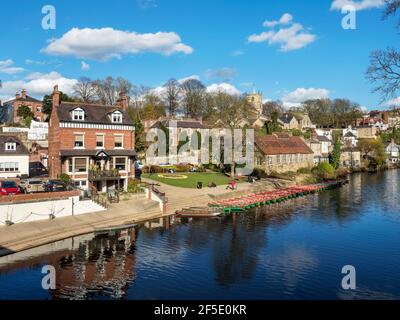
left=386, top=140, right=400, bottom=164
left=2, top=120, right=48, bottom=140
left=0, top=135, right=29, bottom=178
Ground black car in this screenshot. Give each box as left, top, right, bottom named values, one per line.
left=29, top=162, right=48, bottom=177
left=44, top=180, right=67, bottom=192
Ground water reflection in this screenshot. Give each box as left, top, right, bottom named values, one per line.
left=0, top=171, right=400, bottom=299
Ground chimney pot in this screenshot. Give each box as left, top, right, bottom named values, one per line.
left=21, top=88, right=27, bottom=99
left=52, top=84, right=60, bottom=110
left=15, top=91, right=20, bottom=99
left=117, top=92, right=127, bottom=111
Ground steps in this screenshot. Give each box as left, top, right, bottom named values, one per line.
left=73, top=200, right=107, bottom=215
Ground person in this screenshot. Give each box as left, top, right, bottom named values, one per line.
left=226, top=179, right=236, bottom=190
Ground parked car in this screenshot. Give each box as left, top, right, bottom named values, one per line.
left=44, top=180, right=67, bottom=192
left=20, top=179, right=46, bottom=193
left=0, top=180, right=21, bottom=195
left=29, top=161, right=48, bottom=177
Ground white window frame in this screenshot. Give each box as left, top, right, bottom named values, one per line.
left=114, top=134, right=124, bottom=149
left=96, top=134, right=105, bottom=149
left=111, top=111, right=123, bottom=123
left=5, top=142, right=16, bottom=151
left=72, top=108, right=85, bottom=121
left=74, top=132, right=85, bottom=149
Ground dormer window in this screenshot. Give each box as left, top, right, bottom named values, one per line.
left=111, top=111, right=122, bottom=123
left=5, top=142, right=16, bottom=151
left=72, top=108, right=85, bottom=121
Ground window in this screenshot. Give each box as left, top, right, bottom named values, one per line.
left=0, top=162, right=19, bottom=172
left=5, top=142, right=16, bottom=151
left=114, top=135, right=123, bottom=149
left=72, top=108, right=85, bottom=121
left=36, top=107, right=41, bottom=112
left=111, top=111, right=122, bottom=123
left=74, top=134, right=84, bottom=148
left=96, top=134, right=104, bottom=148
left=115, top=157, right=126, bottom=171
left=74, top=158, right=87, bottom=172
left=68, top=159, right=73, bottom=173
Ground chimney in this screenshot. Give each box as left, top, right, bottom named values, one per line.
left=117, top=92, right=127, bottom=111
left=52, top=85, right=60, bottom=109
left=15, top=91, right=20, bottom=99
left=21, top=88, right=27, bottom=99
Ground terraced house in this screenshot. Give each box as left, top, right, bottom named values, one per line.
left=48, top=85, right=136, bottom=192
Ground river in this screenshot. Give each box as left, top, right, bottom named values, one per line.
left=0, top=170, right=400, bottom=300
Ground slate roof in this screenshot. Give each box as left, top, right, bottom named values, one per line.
left=4, top=95, right=42, bottom=104
left=255, top=134, right=313, bottom=155
left=317, top=135, right=331, bottom=142
left=344, top=131, right=357, bottom=138
left=279, top=114, right=296, bottom=124
left=0, top=135, right=29, bottom=155
left=57, top=102, right=133, bottom=126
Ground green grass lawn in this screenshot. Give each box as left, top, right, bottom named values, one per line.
left=143, top=172, right=236, bottom=188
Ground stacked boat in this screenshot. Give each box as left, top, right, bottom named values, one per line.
left=208, top=182, right=342, bottom=214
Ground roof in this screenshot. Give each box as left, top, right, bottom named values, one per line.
left=151, top=119, right=205, bottom=129
left=0, top=135, right=29, bottom=156
left=255, top=134, right=313, bottom=155
left=344, top=131, right=356, bottom=138
left=4, top=95, right=41, bottom=104
left=317, top=135, right=331, bottom=142
left=57, top=102, right=133, bottom=126
left=279, top=114, right=296, bottom=124
left=59, top=149, right=136, bottom=157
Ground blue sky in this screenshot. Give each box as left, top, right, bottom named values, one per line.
left=0, top=0, right=398, bottom=110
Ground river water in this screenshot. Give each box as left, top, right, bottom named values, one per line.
left=0, top=170, right=400, bottom=300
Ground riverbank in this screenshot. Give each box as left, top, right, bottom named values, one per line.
left=0, top=178, right=293, bottom=256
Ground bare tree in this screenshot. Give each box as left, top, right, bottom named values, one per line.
left=163, top=79, right=181, bottom=116
left=180, top=79, right=206, bottom=118
left=367, top=48, right=400, bottom=100
left=366, top=1, right=400, bottom=100
left=92, top=76, right=133, bottom=105
left=73, top=77, right=96, bottom=102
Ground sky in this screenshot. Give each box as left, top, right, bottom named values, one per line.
left=0, top=0, right=398, bottom=110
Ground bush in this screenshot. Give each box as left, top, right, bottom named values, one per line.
left=297, top=167, right=311, bottom=174
left=252, top=168, right=268, bottom=179
left=143, top=165, right=167, bottom=174
left=312, top=162, right=335, bottom=180
left=175, top=164, right=192, bottom=172
left=127, top=179, right=143, bottom=193
left=59, top=173, right=71, bottom=184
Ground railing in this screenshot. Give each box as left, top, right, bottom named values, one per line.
left=91, top=193, right=108, bottom=209
left=89, top=169, right=120, bottom=181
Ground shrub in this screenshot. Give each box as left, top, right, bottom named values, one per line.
left=175, top=164, right=192, bottom=172
left=59, top=173, right=71, bottom=184
left=128, top=179, right=143, bottom=193
left=312, top=162, right=335, bottom=180
left=143, top=165, right=167, bottom=174
left=297, top=167, right=311, bottom=174
left=252, top=168, right=268, bottom=179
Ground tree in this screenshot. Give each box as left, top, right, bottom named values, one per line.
left=17, top=105, right=33, bottom=119
left=180, top=79, right=206, bottom=118
left=42, top=92, right=75, bottom=121
left=366, top=1, right=400, bottom=100
left=330, top=137, right=342, bottom=169
left=92, top=76, right=133, bottom=105
left=133, top=116, right=146, bottom=154
left=163, top=79, right=181, bottom=116
left=141, top=93, right=165, bottom=120
left=73, top=77, right=96, bottom=102
left=262, top=110, right=282, bottom=134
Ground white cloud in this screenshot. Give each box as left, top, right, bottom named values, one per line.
left=231, top=50, right=245, bottom=56
left=263, top=13, right=293, bottom=27
left=384, top=97, right=400, bottom=107
left=206, top=83, right=241, bottom=96
left=42, top=27, right=193, bottom=61
left=0, top=59, right=24, bottom=74
left=0, top=71, right=77, bottom=100
left=177, top=75, right=200, bottom=84
left=248, top=14, right=316, bottom=52
left=205, top=68, right=236, bottom=79
left=330, top=0, right=384, bottom=11
left=81, top=61, right=90, bottom=71
left=282, top=87, right=330, bottom=108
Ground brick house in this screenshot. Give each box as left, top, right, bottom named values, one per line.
left=48, top=85, right=136, bottom=192
left=255, top=133, right=314, bottom=173
left=2, top=89, right=45, bottom=124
